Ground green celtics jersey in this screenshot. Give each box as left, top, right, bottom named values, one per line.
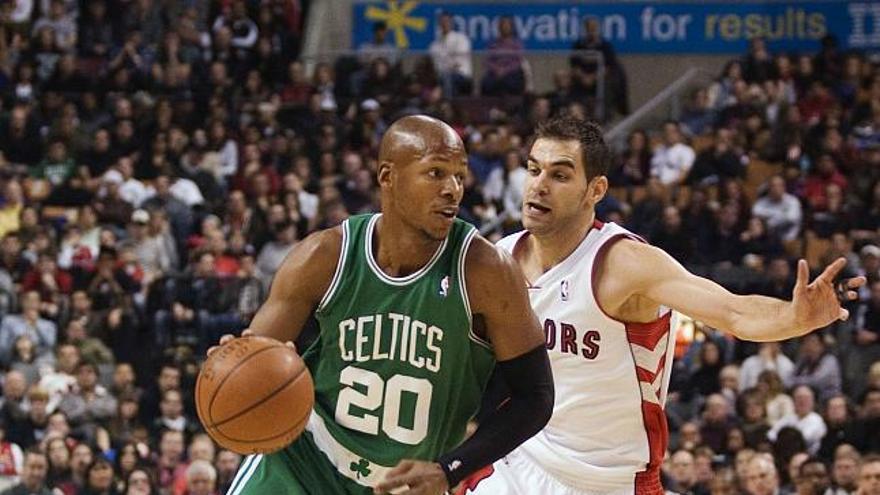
left=302, top=213, right=495, bottom=484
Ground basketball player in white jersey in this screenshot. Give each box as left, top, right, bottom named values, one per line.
left=456, top=116, right=865, bottom=495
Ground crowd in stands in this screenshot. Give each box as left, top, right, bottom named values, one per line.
left=0, top=0, right=877, bottom=492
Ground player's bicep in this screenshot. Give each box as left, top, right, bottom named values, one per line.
left=249, top=228, right=342, bottom=343
left=466, top=239, right=544, bottom=361
left=636, top=245, right=737, bottom=330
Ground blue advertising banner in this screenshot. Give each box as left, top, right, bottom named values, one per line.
left=351, top=1, right=880, bottom=54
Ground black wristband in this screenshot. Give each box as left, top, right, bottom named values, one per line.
left=436, top=345, right=554, bottom=487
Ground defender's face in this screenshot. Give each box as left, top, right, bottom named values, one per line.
left=523, top=138, right=596, bottom=236
left=390, top=150, right=467, bottom=241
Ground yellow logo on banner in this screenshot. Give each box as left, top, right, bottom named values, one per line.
left=364, top=1, right=427, bottom=48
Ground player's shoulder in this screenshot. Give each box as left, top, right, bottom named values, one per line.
left=464, top=233, right=520, bottom=281
left=278, top=225, right=344, bottom=276
left=494, top=230, right=527, bottom=254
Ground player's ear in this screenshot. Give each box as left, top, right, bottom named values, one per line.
left=588, top=176, right=608, bottom=204
left=377, top=161, right=393, bottom=189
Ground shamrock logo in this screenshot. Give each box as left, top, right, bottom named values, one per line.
left=350, top=458, right=371, bottom=479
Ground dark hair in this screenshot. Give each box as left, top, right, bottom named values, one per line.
left=798, top=456, right=827, bottom=477
left=532, top=115, right=611, bottom=179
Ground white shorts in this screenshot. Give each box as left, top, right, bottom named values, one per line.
left=454, top=449, right=648, bottom=495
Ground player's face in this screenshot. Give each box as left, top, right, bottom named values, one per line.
left=523, top=138, right=606, bottom=237
left=386, top=149, right=467, bottom=242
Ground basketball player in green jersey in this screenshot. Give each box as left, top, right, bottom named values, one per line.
left=213, top=115, right=554, bottom=495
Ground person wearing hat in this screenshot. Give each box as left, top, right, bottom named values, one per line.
left=127, top=208, right=173, bottom=285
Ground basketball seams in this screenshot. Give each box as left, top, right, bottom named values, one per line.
left=209, top=365, right=311, bottom=427
left=212, top=401, right=312, bottom=445
left=204, top=343, right=286, bottom=424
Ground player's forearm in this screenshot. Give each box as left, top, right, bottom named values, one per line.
left=726, top=294, right=802, bottom=342
left=436, top=345, right=554, bottom=487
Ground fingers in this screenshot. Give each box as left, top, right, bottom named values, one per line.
left=208, top=329, right=254, bottom=357
left=386, top=460, right=415, bottom=478
left=817, top=257, right=847, bottom=283
left=839, top=308, right=850, bottom=321
left=847, top=276, right=867, bottom=289
left=795, top=259, right=809, bottom=291
left=374, top=461, right=415, bottom=493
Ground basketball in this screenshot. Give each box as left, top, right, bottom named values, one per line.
left=195, top=335, right=314, bottom=455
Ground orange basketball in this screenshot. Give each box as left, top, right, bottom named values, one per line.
left=195, top=335, right=314, bottom=455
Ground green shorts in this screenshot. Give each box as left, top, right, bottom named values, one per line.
left=226, top=431, right=373, bottom=495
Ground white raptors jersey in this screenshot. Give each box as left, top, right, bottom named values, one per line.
left=497, top=220, right=676, bottom=494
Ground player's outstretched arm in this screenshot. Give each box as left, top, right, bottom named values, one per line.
left=604, top=239, right=865, bottom=342
left=375, top=237, right=553, bottom=495
left=208, top=227, right=342, bottom=353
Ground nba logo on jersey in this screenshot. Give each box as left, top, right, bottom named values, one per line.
left=439, top=276, right=450, bottom=297
left=560, top=279, right=570, bottom=302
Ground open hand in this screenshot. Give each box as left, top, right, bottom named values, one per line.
left=373, top=460, right=448, bottom=495
left=792, top=258, right=865, bottom=333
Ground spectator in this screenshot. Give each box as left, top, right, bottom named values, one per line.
left=818, top=395, right=852, bottom=461
left=770, top=385, right=828, bottom=455
left=0, top=181, right=25, bottom=241
left=758, top=370, right=796, bottom=425
left=571, top=17, right=627, bottom=117
left=481, top=16, right=525, bottom=97
left=357, top=22, right=399, bottom=67
left=429, top=12, right=472, bottom=98
left=155, top=429, right=186, bottom=495
left=123, top=467, right=155, bottom=495
left=0, top=291, right=57, bottom=367
left=830, top=450, right=860, bottom=494
left=796, top=457, right=831, bottom=495
left=701, top=393, right=735, bottom=453
left=0, top=421, right=23, bottom=492
left=6, top=387, right=50, bottom=449
left=791, top=333, right=842, bottom=404
left=743, top=453, right=780, bottom=495
left=44, top=436, right=71, bottom=489
left=149, top=389, right=197, bottom=440
left=740, top=342, right=795, bottom=391
left=753, top=175, right=804, bottom=241
left=651, top=206, right=694, bottom=263
left=127, top=210, right=172, bottom=285
left=255, top=220, right=297, bottom=292
left=650, top=121, right=696, bottom=186
left=743, top=38, right=776, bottom=84
left=687, top=128, right=745, bottom=185
left=80, top=457, right=115, bottom=495
left=211, top=0, right=258, bottom=54
left=56, top=361, right=117, bottom=440
left=858, top=455, right=880, bottom=495
left=213, top=450, right=239, bottom=494
left=0, top=448, right=51, bottom=495
left=32, top=0, right=77, bottom=52
left=610, top=130, right=651, bottom=186
left=38, top=344, right=79, bottom=413
left=183, top=460, right=216, bottom=495
left=667, top=449, right=709, bottom=495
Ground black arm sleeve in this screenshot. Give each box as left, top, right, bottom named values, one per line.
left=436, top=344, right=554, bottom=487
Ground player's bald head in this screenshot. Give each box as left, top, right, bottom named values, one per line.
left=379, top=115, right=464, bottom=167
